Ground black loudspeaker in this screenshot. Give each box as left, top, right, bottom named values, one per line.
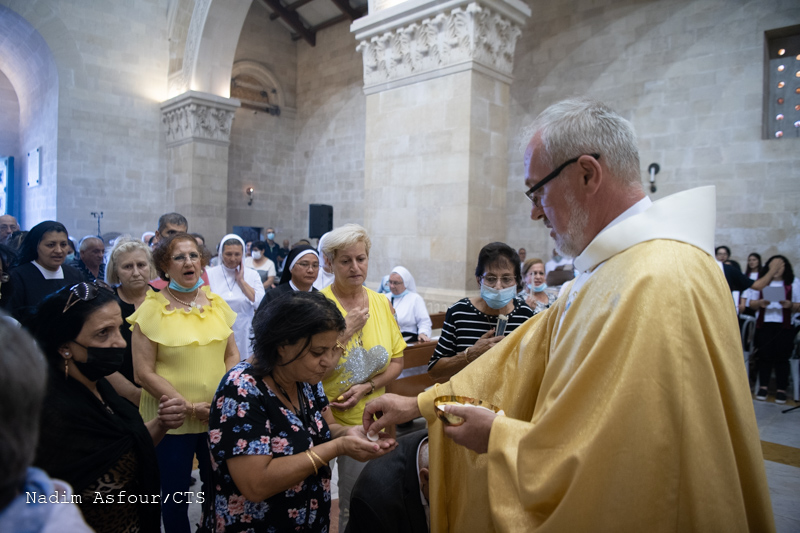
left=309, top=204, right=333, bottom=239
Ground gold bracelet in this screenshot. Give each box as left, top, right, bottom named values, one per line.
left=191, top=403, right=196, bottom=419
left=304, top=449, right=319, bottom=475
left=308, top=449, right=327, bottom=467
left=464, top=347, right=471, bottom=363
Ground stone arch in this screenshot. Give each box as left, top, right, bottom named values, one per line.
left=168, top=0, right=254, bottom=99
left=231, top=60, right=287, bottom=109
left=0, top=4, right=60, bottom=224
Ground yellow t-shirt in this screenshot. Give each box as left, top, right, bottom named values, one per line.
left=127, top=286, right=236, bottom=435
left=321, top=286, right=406, bottom=426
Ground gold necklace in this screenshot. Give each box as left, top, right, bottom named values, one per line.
left=167, top=286, right=200, bottom=308
left=331, top=284, right=368, bottom=315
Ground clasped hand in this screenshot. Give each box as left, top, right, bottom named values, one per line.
left=157, top=395, right=187, bottom=430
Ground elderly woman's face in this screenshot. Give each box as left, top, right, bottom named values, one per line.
left=221, top=244, right=243, bottom=270
left=278, top=329, right=341, bottom=384
left=388, top=273, right=405, bottom=295
left=478, top=259, right=516, bottom=289
left=66, top=301, right=126, bottom=365
left=331, top=241, right=368, bottom=287
left=116, top=249, right=151, bottom=290
left=167, top=239, right=202, bottom=289
left=37, top=231, right=70, bottom=271
left=291, top=253, right=319, bottom=288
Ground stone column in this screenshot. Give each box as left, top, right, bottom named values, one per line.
left=161, top=90, right=240, bottom=249
left=352, top=0, right=529, bottom=311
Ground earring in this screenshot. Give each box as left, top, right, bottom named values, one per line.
left=64, top=359, right=69, bottom=380
left=165, top=273, right=169, bottom=279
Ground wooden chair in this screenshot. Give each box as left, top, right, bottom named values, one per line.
left=430, top=312, right=446, bottom=330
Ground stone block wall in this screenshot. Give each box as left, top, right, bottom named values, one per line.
left=0, top=71, right=19, bottom=159
left=506, top=0, right=800, bottom=267
left=227, top=0, right=298, bottom=245
left=295, top=21, right=366, bottom=237
left=0, top=3, right=59, bottom=227
left=1, top=0, right=171, bottom=238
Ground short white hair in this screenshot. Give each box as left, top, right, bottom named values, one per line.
left=322, top=224, right=371, bottom=262
left=106, top=236, right=155, bottom=285
left=524, top=98, right=642, bottom=187
left=78, top=235, right=104, bottom=253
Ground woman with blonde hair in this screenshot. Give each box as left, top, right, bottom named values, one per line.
left=319, top=223, right=405, bottom=530
left=105, top=236, right=157, bottom=405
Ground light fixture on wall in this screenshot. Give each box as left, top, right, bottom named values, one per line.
left=246, top=187, right=254, bottom=206
left=648, top=163, right=660, bottom=193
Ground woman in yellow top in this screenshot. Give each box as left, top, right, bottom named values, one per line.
left=128, top=233, right=239, bottom=533
left=319, top=223, right=405, bottom=531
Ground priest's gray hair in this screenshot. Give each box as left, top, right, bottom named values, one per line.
left=523, top=98, right=642, bottom=187
left=0, top=317, right=47, bottom=501
left=322, top=223, right=372, bottom=262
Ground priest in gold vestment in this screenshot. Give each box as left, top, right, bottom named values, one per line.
left=364, top=99, right=775, bottom=532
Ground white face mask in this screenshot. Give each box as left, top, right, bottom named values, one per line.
left=252, top=251, right=262, bottom=260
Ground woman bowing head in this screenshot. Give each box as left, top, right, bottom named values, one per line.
left=205, top=291, right=397, bottom=532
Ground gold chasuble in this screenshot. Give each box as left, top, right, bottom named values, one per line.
left=418, top=187, right=774, bottom=532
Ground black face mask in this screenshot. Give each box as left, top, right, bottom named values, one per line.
left=71, top=342, right=125, bottom=382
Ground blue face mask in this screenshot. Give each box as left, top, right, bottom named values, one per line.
left=533, top=282, right=548, bottom=293
left=267, top=232, right=275, bottom=241
left=481, top=284, right=516, bottom=309
left=391, top=289, right=409, bottom=300
left=66, top=253, right=75, bottom=263
left=169, top=278, right=204, bottom=293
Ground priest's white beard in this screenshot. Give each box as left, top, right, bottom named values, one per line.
left=553, top=189, right=589, bottom=259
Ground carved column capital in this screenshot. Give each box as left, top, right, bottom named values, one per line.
left=351, top=0, right=530, bottom=94
left=160, top=91, right=241, bottom=148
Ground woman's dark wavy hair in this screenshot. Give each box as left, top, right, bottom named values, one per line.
left=250, top=291, right=345, bottom=378
left=760, top=255, right=794, bottom=285
left=474, top=242, right=522, bottom=290
left=251, top=240, right=267, bottom=253
left=28, top=283, right=118, bottom=367
left=151, top=232, right=211, bottom=281
left=14, top=220, right=69, bottom=266
left=745, top=253, right=762, bottom=276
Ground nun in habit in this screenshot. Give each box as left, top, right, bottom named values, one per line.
left=206, top=234, right=264, bottom=360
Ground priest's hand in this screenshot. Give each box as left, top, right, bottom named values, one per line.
left=441, top=404, right=497, bottom=454
left=362, top=393, right=421, bottom=436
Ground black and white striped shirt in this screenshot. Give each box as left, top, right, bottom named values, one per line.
left=428, top=297, right=534, bottom=370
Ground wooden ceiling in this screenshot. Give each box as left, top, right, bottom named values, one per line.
left=259, top=0, right=368, bottom=46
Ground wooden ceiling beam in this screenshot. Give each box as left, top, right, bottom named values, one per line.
left=260, top=0, right=316, bottom=46
left=329, top=0, right=361, bottom=21
left=269, top=0, right=316, bottom=20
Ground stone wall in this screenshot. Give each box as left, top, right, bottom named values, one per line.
left=0, top=0, right=171, bottom=238
left=506, top=0, right=800, bottom=266
left=0, top=3, right=59, bottom=227
left=295, top=21, right=366, bottom=238
left=226, top=0, right=298, bottom=245
left=0, top=71, right=18, bottom=159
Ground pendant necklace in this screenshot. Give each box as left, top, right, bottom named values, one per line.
left=168, top=286, right=199, bottom=308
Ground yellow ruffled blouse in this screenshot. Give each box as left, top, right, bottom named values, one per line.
left=127, top=286, right=236, bottom=435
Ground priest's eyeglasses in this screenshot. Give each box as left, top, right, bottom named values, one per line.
left=63, top=280, right=114, bottom=313
left=525, top=153, right=600, bottom=208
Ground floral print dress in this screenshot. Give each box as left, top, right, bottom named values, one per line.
left=205, top=362, right=332, bottom=533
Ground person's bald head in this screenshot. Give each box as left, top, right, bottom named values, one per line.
left=0, top=215, right=19, bottom=243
